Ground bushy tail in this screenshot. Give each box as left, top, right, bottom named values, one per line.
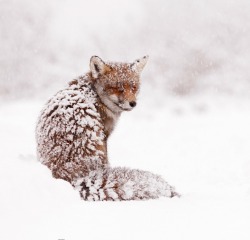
left=72, top=167, right=179, bottom=201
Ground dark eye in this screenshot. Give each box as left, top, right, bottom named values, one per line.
left=117, top=83, right=124, bottom=92
left=118, top=88, right=124, bottom=93
left=131, top=86, right=137, bottom=92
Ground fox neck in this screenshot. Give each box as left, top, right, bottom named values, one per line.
left=97, top=100, right=121, bottom=138
left=90, top=83, right=121, bottom=137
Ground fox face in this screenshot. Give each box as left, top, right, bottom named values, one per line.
left=90, top=56, right=148, bottom=113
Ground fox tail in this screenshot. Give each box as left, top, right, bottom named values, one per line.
left=73, top=167, right=179, bottom=201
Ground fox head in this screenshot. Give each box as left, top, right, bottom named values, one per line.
left=90, top=55, right=148, bottom=113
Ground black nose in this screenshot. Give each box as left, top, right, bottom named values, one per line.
left=129, top=101, right=137, bottom=108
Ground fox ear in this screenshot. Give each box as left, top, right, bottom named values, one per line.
left=90, top=56, right=110, bottom=78
left=131, top=55, right=149, bottom=74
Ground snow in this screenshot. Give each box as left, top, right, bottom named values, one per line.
left=0, top=97, right=249, bottom=240
left=1, top=0, right=250, bottom=238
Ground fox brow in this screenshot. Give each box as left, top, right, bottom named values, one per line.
left=101, top=75, right=138, bottom=89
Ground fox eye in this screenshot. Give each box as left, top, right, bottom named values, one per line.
left=118, top=88, right=124, bottom=93
left=131, top=86, right=137, bottom=92
left=117, top=83, right=124, bottom=92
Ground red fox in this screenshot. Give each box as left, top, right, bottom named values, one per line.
left=36, top=56, right=178, bottom=200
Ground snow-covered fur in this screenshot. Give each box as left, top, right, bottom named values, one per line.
left=36, top=56, right=178, bottom=201
left=73, top=167, right=176, bottom=200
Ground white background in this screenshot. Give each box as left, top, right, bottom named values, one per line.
left=0, top=0, right=250, bottom=239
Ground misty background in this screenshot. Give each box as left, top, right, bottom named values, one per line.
left=1, top=0, right=250, bottom=102
left=1, top=1, right=250, bottom=239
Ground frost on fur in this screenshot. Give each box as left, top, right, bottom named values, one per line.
left=131, top=55, right=149, bottom=74
left=36, top=56, right=179, bottom=201
left=73, top=167, right=178, bottom=201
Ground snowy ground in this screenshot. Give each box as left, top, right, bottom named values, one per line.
left=1, top=0, right=250, bottom=238
left=0, top=97, right=249, bottom=240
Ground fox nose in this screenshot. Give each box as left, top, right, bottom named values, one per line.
left=129, top=101, right=137, bottom=108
